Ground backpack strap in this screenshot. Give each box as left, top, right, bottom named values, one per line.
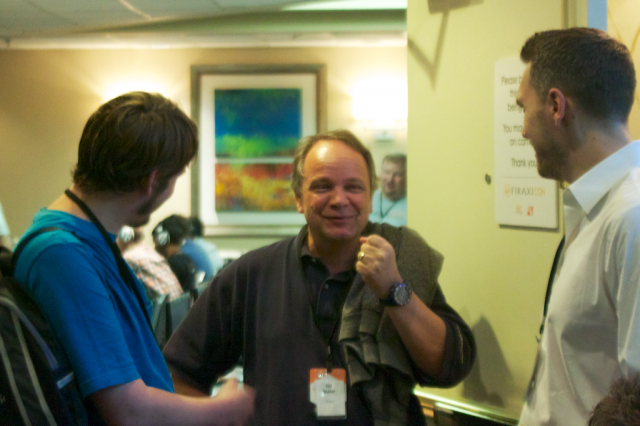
left=1, top=226, right=89, bottom=425
left=11, top=227, right=62, bottom=276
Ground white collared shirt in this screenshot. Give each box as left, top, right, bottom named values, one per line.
left=520, top=141, right=640, bottom=426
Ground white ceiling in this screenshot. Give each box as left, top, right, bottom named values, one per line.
left=0, top=0, right=407, bottom=49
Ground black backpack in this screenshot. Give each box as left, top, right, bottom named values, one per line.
left=0, top=227, right=88, bottom=425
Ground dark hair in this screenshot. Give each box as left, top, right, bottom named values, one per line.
left=154, top=214, right=190, bottom=245
left=520, top=27, right=636, bottom=121
left=589, top=374, right=640, bottom=426
left=73, top=91, right=198, bottom=193
left=291, top=130, right=377, bottom=196
left=383, top=153, right=407, bottom=170
left=188, top=216, right=204, bottom=238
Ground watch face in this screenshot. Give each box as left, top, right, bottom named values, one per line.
left=393, top=283, right=412, bottom=305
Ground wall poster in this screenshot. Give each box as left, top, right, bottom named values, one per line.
left=191, top=64, right=326, bottom=236
left=494, top=58, right=558, bottom=229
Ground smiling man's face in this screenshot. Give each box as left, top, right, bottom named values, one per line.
left=295, top=139, right=372, bottom=250
left=516, top=65, right=568, bottom=181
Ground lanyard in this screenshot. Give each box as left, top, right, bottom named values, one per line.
left=64, top=189, right=153, bottom=331
left=298, top=243, right=353, bottom=372
left=324, top=318, right=340, bottom=372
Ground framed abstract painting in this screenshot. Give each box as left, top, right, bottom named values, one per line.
left=190, top=64, right=326, bottom=236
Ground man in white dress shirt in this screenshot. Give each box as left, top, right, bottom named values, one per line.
left=516, top=28, right=639, bottom=425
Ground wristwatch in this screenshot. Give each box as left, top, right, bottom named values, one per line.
left=380, top=282, right=413, bottom=307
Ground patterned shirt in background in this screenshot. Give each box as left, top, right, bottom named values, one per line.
left=123, top=243, right=183, bottom=301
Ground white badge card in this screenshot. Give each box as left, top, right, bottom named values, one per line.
left=309, top=368, right=347, bottom=419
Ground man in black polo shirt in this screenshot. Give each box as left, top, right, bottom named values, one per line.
left=163, top=130, right=475, bottom=425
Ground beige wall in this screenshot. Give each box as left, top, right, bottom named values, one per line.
left=0, top=46, right=407, bottom=250
left=609, top=0, right=640, bottom=140
left=407, top=0, right=562, bottom=418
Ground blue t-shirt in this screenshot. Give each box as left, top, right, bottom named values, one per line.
left=14, top=209, right=174, bottom=400
left=182, top=239, right=215, bottom=281
left=194, top=238, right=225, bottom=274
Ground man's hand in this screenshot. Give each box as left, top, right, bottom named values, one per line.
left=356, top=235, right=403, bottom=298
left=355, top=235, right=447, bottom=377
left=214, top=379, right=255, bottom=426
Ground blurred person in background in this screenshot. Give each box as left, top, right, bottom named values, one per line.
left=184, top=216, right=224, bottom=279
left=117, top=225, right=183, bottom=301
left=153, top=215, right=199, bottom=293
left=369, top=153, right=407, bottom=226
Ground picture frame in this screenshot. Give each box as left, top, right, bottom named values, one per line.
left=190, top=64, right=327, bottom=236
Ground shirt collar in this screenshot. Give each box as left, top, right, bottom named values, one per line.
left=566, top=141, right=640, bottom=214
left=300, top=236, right=313, bottom=259
left=297, top=227, right=357, bottom=282
left=295, top=225, right=310, bottom=260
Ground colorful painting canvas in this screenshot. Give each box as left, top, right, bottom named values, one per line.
left=215, top=163, right=297, bottom=212
left=214, top=88, right=302, bottom=158
left=193, top=65, right=321, bottom=228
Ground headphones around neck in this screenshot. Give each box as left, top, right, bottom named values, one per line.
left=118, top=226, right=135, bottom=243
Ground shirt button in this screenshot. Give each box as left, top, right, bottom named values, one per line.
left=324, top=284, right=329, bottom=289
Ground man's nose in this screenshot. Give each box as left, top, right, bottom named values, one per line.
left=329, top=188, right=348, bottom=205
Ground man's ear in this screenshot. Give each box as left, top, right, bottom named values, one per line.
left=295, top=192, right=304, bottom=214
left=141, top=170, right=160, bottom=196
left=547, top=88, right=567, bottom=126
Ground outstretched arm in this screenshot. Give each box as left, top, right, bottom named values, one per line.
left=90, top=378, right=254, bottom=426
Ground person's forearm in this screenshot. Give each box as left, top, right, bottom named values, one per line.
left=386, top=296, right=447, bottom=377
left=355, top=234, right=447, bottom=377
left=91, top=378, right=253, bottom=426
